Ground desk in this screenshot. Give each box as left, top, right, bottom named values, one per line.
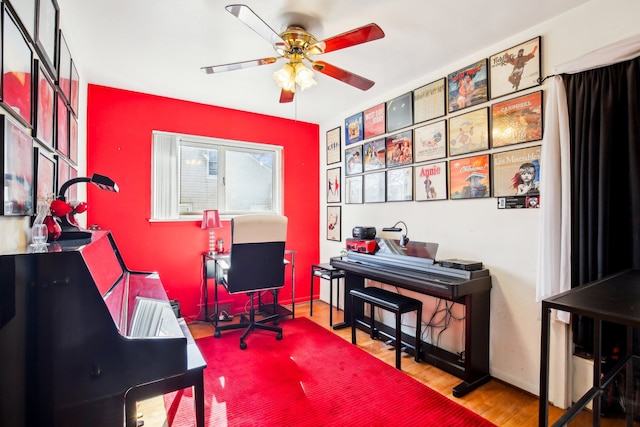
left=203, top=250, right=296, bottom=325
left=539, top=269, right=640, bottom=426
left=331, top=256, right=491, bottom=397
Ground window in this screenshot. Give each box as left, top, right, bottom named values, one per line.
left=151, top=131, right=283, bottom=220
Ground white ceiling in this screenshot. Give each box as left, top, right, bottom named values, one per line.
left=55, top=0, right=590, bottom=124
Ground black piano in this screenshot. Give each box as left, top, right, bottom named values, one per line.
left=331, top=239, right=492, bottom=397
left=0, top=231, right=206, bottom=427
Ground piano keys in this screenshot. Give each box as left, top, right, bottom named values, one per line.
left=0, top=231, right=205, bottom=427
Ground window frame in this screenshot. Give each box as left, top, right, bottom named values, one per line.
left=151, top=130, right=283, bottom=221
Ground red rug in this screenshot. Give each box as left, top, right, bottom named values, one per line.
left=164, top=317, right=495, bottom=427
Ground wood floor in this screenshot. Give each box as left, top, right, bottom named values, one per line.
left=138, top=300, right=632, bottom=427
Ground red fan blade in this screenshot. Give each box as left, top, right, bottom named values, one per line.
left=279, top=89, right=295, bottom=103
left=225, top=4, right=289, bottom=50
left=201, top=57, right=278, bottom=74
left=308, top=23, right=384, bottom=55
left=312, top=61, right=375, bottom=91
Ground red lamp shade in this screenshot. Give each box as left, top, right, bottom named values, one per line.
left=201, top=210, right=222, bottom=229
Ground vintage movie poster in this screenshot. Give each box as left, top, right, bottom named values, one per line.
left=414, top=120, right=446, bottom=162
left=326, top=167, right=341, bottom=203
left=449, top=154, right=490, bottom=200
left=415, top=161, right=447, bottom=201
left=492, top=145, right=541, bottom=198
left=345, top=145, right=363, bottom=175
left=489, top=36, right=541, bottom=99
left=448, top=108, right=489, bottom=156
left=386, top=92, right=413, bottom=132
left=344, top=112, right=363, bottom=145
left=327, top=206, right=341, bottom=241
left=326, top=126, right=341, bottom=165
left=413, top=78, right=446, bottom=123
left=386, top=167, right=413, bottom=202
left=447, top=59, right=488, bottom=113
left=363, top=138, right=386, bottom=171
left=491, top=91, right=543, bottom=148
left=364, top=103, right=385, bottom=139
left=385, top=130, right=413, bottom=168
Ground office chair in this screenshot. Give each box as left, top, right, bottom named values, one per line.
left=214, top=214, right=288, bottom=349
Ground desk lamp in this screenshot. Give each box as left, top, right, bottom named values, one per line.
left=382, top=220, right=409, bottom=247
left=202, top=210, right=222, bottom=255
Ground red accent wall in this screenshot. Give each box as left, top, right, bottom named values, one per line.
left=85, top=84, right=319, bottom=320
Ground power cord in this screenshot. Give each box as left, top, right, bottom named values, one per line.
left=218, top=310, right=233, bottom=322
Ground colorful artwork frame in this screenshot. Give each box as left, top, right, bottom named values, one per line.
left=448, top=108, right=489, bottom=157
left=491, top=91, right=543, bottom=148
left=2, top=115, right=34, bottom=215
left=447, top=59, right=488, bottom=113
left=489, top=36, right=541, bottom=100
left=449, top=154, right=491, bottom=200
left=363, top=103, right=385, bottom=139
left=492, top=145, right=541, bottom=198
left=345, top=112, right=364, bottom=146
left=363, top=138, right=386, bottom=172
left=326, top=126, right=341, bottom=165
left=386, top=92, right=413, bottom=133
left=35, top=144, right=56, bottom=202
left=327, top=205, right=341, bottom=241
left=345, top=145, right=363, bottom=176
left=414, top=120, right=447, bottom=163
left=326, top=167, right=341, bottom=203
left=386, top=130, right=413, bottom=168
left=36, top=62, right=55, bottom=148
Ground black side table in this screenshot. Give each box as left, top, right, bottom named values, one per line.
left=310, top=263, right=345, bottom=326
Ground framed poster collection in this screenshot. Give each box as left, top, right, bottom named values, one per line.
left=327, top=35, right=544, bottom=214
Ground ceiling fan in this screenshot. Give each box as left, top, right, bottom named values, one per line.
left=201, top=4, right=385, bottom=103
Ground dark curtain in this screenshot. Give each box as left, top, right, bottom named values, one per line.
left=562, top=56, right=640, bottom=357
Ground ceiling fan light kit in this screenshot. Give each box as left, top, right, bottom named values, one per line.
left=201, top=4, right=385, bottom=103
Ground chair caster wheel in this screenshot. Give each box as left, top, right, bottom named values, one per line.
left=276, top=332, right=283, bottom=340
left=240, top=340, right=247, bottom=350
left=214, top=330, right=221, bottom=338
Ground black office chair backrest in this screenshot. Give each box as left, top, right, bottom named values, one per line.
left=225, top=214, right=288, bottom=294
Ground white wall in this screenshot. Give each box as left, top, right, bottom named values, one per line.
left=318, top=0, right=640, bottom=402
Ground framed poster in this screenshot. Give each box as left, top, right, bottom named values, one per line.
left=414, top=120, right=447, bottom=163
left=56, top=154, right=69, bottom=198
left=413, top=78, right=446, bottom=123
left=345, top=145, right=363, bottom=175
left=448, top=108, right=489, bottom=157
left=489, top=36, right=541, bottom=100
left=492, top=145, right=541, bottom=198
left=7, top=0, right=36, bottom=42
left=56, top=92, right=68, bottom=155
left=2, top=115, right=34, bottom=215
left=327, top=206, right=341, bottom=241
left=363, top=103, right=385, bottom=139
left=386, top=92, right=413, bottom=133
left=447, top=59, right=488, bottom=113
left=345, top=112, right=363, bottom=146
left=415, top=161, right=448, bottom=201
left=36, top=63, right=55, bottom=148
left=57, top=30, right=71, bottom=101
left=364, top=171, right=385, bottom=203
left=386, top=130, right=413, bottom=168
left=35, top=145, right=55, bottom=202
left=326, top=126, right=341, bottom=165
left=70, top=59, right=79, bottom=115
left=326, top=167, right=341, bottom=203
left=35, top=0, right=58, bottom=74
left=386, top=166, right=413, bottom=202
left=491, top=91, right=543, bottom=148
left=345, top=175, right=363, bottom=204
left=69, top=114, right=78, bottom=164
left=2, top=7, right=33, bottom=126
left=449, top=154, right=490, bottom=200
left=363, top=138, right=386, bottom=172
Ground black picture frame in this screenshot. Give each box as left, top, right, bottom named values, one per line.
left=491, top=90, right=543, bottom=148
left=385, top=130, right=413, bottom=168
left=345, top=145, right=363, bottom=176
left=489, top=36, right=541, bottom=100
left=35, top=143, right=55, bottom=202
left=6, top=0, right=36, bottom=43
left=415, top=161, right=448, bottom=201
left=413, top=78, right=446, bottom=124
left=363, top=171, right=386, bottom=203
left=2, top=114, right=34, bottom=215
left=36, top=62, right=55, bottom=148
left=386, top=92, right=413, bottom=133
left=1, top=6, right=34, bottom=127
left=386, top=166, right=413, bottom=202
left=345, top=175, right=363, bottom=204
left=57, top=29, right=71, bottom=102
left=55, top=91, right=68, bottom=156
left=326, top=126, right=341, bottom=165
left=327, top=205, right=341, bottom=241
left=363, top=103, right=385, bottom=139
left=35, top=0, right=59, bottom=75
left=447, top=59, right=489, bottom=113
left=55, top=154, right=68, bottom=198
left=344, top=112, right=363, bottom=146
left=363, top=138, right=386, bottom=172
left=70, top=59, right=79, bottom=115
left=448, top=107, right=490, bottom=157
left=69, top=113, right=78, bottom=164
left=326, top=167, right=341, bottom=203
